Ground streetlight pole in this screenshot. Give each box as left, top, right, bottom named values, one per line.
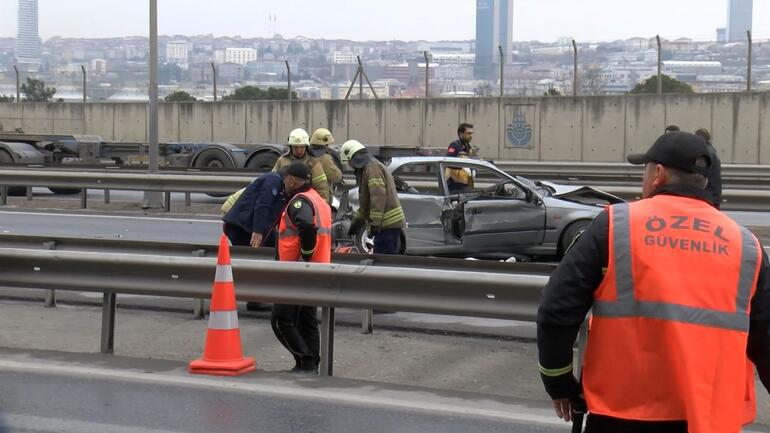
left=499, top=45, right=504, bottom=97
left=143, top=0, right=163, bottom=208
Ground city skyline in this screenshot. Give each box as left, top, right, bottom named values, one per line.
left=2, top=0, right=770, bottom=43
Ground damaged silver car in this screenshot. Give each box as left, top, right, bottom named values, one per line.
left=334, top=157, right=624, bottom=260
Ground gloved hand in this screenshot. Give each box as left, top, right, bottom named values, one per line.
left=348, top=217, right=365, bottom=237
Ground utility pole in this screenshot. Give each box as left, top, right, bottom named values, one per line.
left=211, top=62, right=217, bottom=102
left=572, top=39, right=578, bottom=97
left=424, top=51, right=430, bottom=98
left=499, top=45, right=504, bottom=97
left=13, top=65, right=20, bottom=103
left=747, top=30, right=753, bottom=92
left=285, top=60, right=292, bottom=102
left=656, top=35, right=662, bottom=95
left=143, top=0, right=163, bottom=208
left=80, top=65, right=87, bottom=103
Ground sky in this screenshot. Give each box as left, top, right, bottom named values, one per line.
left=2, top=0, right=770, bottom=43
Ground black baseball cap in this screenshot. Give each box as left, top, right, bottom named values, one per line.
left=627, top=131, right=711, bottom=176
left=285, top=161, right=311, bottom=181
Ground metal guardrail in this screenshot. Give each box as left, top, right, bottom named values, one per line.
left=1, top=167, right=769, bottom=211
left=0, top=234, right=552, bottom=376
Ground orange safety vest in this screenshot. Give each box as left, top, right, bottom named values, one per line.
left=583, top=195, right=761, bottom=433
left=277, top=189, right=332, bottom=263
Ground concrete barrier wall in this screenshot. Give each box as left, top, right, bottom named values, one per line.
left=0, top=93, right=767, bottom=164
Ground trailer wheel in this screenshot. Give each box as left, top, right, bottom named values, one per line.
left=0, top=150, right=25, bottom=196
left=193, top=148, right=236, bottom=197
left=194, top=148, right=235, bottom=170
left=246, top=151, right=279, bottom=171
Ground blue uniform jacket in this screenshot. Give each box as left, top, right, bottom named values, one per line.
left=223, top=172, right=285, bottom=244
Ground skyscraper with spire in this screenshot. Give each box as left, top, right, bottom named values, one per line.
left=15, top=0, right=41, bottom=70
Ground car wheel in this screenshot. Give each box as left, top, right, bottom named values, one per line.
left=354, top=226, right=374, bottom=254
left=559, top=220, right=590, bottom=257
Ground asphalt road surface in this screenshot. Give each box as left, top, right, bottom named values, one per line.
left=0, top=348, right=568, bottom=433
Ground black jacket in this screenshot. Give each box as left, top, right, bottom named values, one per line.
left=223, top=172, right=285, bottom=245
left=537, top=185, right=770, bottom=404
left=705, top=142, right=723, bottom=208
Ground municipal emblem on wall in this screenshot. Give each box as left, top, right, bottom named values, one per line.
left=506, top=109, right=533, bottom=147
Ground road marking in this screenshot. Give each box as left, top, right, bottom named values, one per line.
left=5, top=413, right=182, bottom=433
left=0, top=358, right=564, bottom=427
left=0, top=210, right=218, bottom=224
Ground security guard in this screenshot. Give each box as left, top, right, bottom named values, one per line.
left=339, top=139, right=405, bottom=255
left=537, top=132, right=770, bottom=433
left=272, top=162, right=332, bottom=374
left=308, top=128, right=343, bottom=202
left=445, top=123, right=475, bottom=192
left=273, top=128, right=330, bottom=202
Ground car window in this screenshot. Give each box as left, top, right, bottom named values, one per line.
left=452, top=166, right=527, bottom=200
left=392, top=163, right=444, bottom=195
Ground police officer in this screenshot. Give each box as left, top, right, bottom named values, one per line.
left=445, top=123, right=475, bottom=192
left=339, top=139, right=405, bottom=255
left=537, top=132, right=770, bottom=433
left=308, top=128, right=343, bottom=202
left=272, top=162, right=332, bottom=374
left=273, top=128, right=330, bottom=202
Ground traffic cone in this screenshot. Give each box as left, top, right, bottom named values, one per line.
left=189, top=234, right=256, bottom=376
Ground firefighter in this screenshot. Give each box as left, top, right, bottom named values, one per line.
left=271, top=161, right=332, bottom=374
left=339, top=139, right=405, bottom=255
left=308, top=128, right=343, bottom=203
left=537, top=132, right=770, bottom=433
left=273, top=128, right=330, bottom=202
left=445, top=123, right=475, bottom=192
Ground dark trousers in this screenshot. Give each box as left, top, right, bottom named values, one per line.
left=224, top=223, right=251, bottom=246
left=373, top=228, right=404, bottom=255
left=271, top=304, right=320, bottom=370
left=224, top=223, right=277, bottom=248
left=584, top=414, right=687, bottom=433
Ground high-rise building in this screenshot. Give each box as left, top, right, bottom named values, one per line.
left=716, top=28, right=727, bottom=43
left=223, top=47, right=258, bottom=66
left=15, top=0, right=41, bottom=69
left=165, top=41, right=189, bottom=68
left=727, top=0, right=753, bottom=42
left=474, top=0, right=513, bottom=80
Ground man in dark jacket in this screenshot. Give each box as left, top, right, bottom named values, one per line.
left=222, top=171, right=285, bottom=248
left=694, top=128, right=722, bottom=209
left=537, top=132, right=770, bottom=432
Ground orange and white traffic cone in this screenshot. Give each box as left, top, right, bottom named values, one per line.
left=189, top=234, right=256, bottom=376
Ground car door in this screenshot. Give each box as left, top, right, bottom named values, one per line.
left=390, top=161, right=451, bottom=252
left=444, top=164, right=546, bottom=252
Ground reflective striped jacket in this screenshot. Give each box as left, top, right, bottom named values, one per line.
left=355, top=160, right=405, bottom=230
left=273, top=153, right=330, bottom=202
